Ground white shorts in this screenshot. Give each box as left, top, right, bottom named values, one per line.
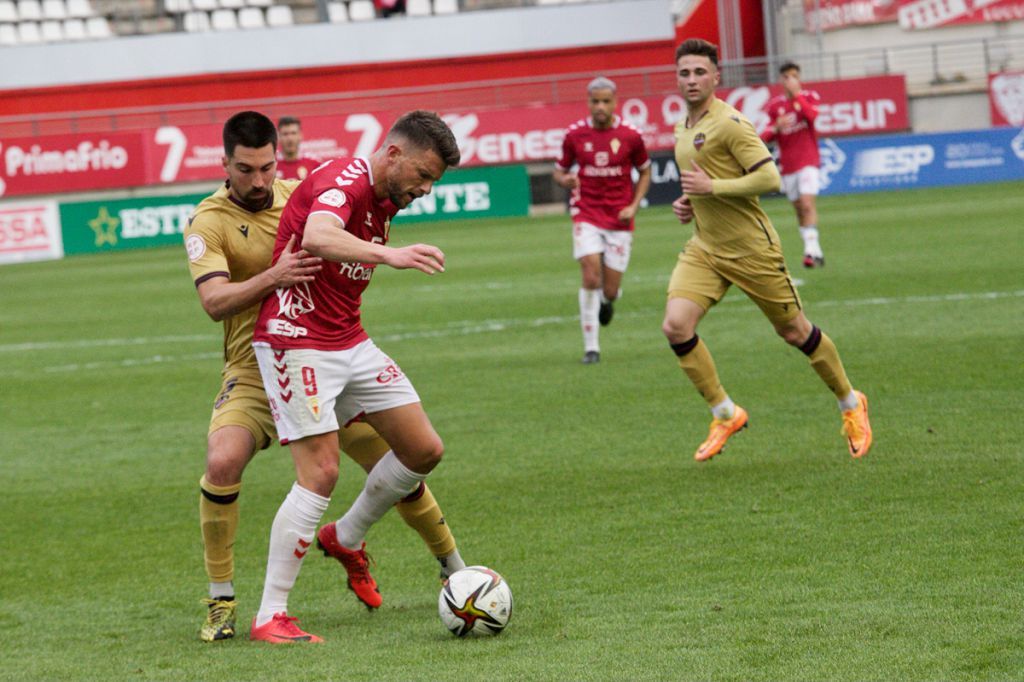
left=254, top=339, right=420, bottom=444
left=781, top=166, right=820, bottom=201
left=572, top=222, right=633, bottom=272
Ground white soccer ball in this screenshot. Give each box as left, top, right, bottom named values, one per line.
left=438, top=566, right=513, bottom=637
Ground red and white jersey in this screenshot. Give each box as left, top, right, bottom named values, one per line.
left=254, top=157, right=398, bottom=351
left=276, top=156, right=321, bottom=181
left=761, top=90, right=821, bottom=174
left=555, top=116, right=650, bottom=232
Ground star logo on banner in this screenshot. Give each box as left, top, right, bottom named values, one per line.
left=88, top=207, right=120, bottom=247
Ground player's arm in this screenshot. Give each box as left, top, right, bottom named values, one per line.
left=195, top=235, right=322, bottom=321
left=303, top=213, right=445, bottom=275
left=618, top=162, right=652, bottom=222
left=682, top=117, right=781, bottom=197
left=553, top=131, right=580, bottom=190
left=792, top=92, right=819, bottom=125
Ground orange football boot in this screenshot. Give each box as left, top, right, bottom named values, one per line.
left=841, top=390, right=873, bottom=458
left=695, top=406, right=749, bottom=462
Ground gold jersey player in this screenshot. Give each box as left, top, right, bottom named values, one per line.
left=662, top=40, right=873, bottom=461
left=185, top=111, right=465, bottom=643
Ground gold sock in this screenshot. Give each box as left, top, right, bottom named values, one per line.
left=340, top=421, right=390, bottom=470
left=396, top=483, right=456, bottom=558
left=803, top=329, right=853, bottom=400
left=672, top=336, right=727, bottom=407
left=199, top=475, right=241, bottom=584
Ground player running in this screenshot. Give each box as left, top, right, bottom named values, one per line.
left=554, top=77, right=651, bottom=364
left=249, top=110, right=462, bottom=643
left=760, top=61, right=825, bottom=268
left=663, top=39, right=872, bottom=461
left=276, top=116, right=320, bottom=181
left=185, top=111, right=465, bottom=644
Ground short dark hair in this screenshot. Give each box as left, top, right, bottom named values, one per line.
left=675, top=38, right=719, bottom=67
left=277, top=116, right=301, bottom=129
left=386, top=110, right=461, bottom=167
left=779, top=61, right=801, bottom=75
left=223, top=111, right=277, bottom=157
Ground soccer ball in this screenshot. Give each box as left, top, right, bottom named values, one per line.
left=438, top=566, right=513, bottom=637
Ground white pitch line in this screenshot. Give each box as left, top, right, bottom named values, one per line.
left=42, top=351, right=222, bottom=373
left=2, top=289, right=1021, bottom=362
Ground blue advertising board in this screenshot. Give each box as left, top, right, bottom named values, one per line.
left=646, top=127, right=1024, bottom=204
left=818, top=126, right=1024, bottom=195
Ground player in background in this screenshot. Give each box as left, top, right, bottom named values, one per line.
left=185, top=111, right=465, bottom=644
left=664, top=39, right=872, bottom=461
left=276, top=116, right=320, bottom=181
left=554, top=77, right=651, bottom=364
left=249, top=110, right=461, bottom=643
left=760, top=62, right=825, bottom=268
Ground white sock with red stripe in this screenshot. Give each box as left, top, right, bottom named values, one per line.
left=579, top=288, right=600, bottom=352
left=334, top=451, right=426, bottom=550
left=255, top=482, right=330, bottom=627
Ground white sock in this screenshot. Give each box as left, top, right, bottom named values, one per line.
left=255, top=482, right=330, bottom=627
left=711, top=396, right=736, bottom=420
left=209, top=581, right=234, bottom=600
left=838, top=391, right=859, bottom=412
left=579, top=287, right=600, bottom=352
left=334, top=451, right=426, bottom=550
left=800, top=225, right=822, bottom=256
left=438, top=548, right=466, bottom=578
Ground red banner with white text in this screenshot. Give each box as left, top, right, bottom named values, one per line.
left=0, top=76, right=908, bottom=199
left=805, top=0, right=1024, bottom=31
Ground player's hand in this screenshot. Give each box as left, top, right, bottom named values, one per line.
left=680, top=161, right=713, bottom=196
left=271, top=234, right=322, bottom=287
left=672, top=195, right=694, bottom=224
left=559, top=173, right=580, bottom=190
left=618, top=205, right=638, bottom=223
left=385, top=243, right=446, bottom=275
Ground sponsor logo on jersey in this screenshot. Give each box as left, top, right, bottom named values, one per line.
left=594, top=151, right=609, bottom=167
left=319, top=188, right=346, bottom=207
left=376, top=363, right=405, bottom=385
left=266, top=318, right=309, bottom=338
left=339, top=262, right=376, bottom=281
left=694, top=133, right=706, bottom=151
left=186, top=233, right=206, bottom=261
left=581, top=165, right=624, bottom=178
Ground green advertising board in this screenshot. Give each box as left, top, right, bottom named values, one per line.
left=60, top=192, right=210, bottom=255
left=394, top=164, right=530, bottom=224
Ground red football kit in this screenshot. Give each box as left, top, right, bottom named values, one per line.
left=276, top=157, right=321, bottom=181
left=555, top=116, right=650, bottom=232
left=761, top=90, right=821, bottom=174
left=254, top=157, right=397, bottom=351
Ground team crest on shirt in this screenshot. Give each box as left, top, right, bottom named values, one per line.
left=319, top=189, right=346, bottom=207
left=610, top=138, right=621, bottom=155
left=694, top=133, right=706, bottom=151
left=306, top=396, right=321, bottom=421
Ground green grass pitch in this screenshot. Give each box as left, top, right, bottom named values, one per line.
left=1, top=182, right=1021, bottom=680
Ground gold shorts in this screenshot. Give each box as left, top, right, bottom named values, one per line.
left=208, top=366, right=389, bottom=462
left=667, top=242, right=802, bottom=324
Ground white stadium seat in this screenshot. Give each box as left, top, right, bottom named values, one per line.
left=0, top=22, right=18, bottom=44
left=192, top=0, right=216, bottom=10
left=237, top=5, right=262, bottom=27
left=407, top=0, right=430, bottom=15
left=0, top=0, right=16, bottom=21
left=219, top=0, right=243, bottom=7
left=211, top=7, right=236, bottom=28
left=326, top=1, right=347, bottom=22
left=42, top=0, right=65, bottom=19
left=17, top=20, right=41, bottom=41
left=62, top=16, right=84, bottom=38
left=433, top=0, right=457, bottom=14
left=265, top=4, right=291, bottom=25
left=40, top=17, right=61, bottom=39
left=183, top=9, right=209, bottom=30
left=84, top=14, right=110, bottom=37
left=348, top=0, right=374, bottom=21
left=65, top=0, right=92, bottom=17
left=17, top=0, right=42, bottom=20
left=245, top=0, right=270, bottom=6
left=164, top=0, right=190, bottom=12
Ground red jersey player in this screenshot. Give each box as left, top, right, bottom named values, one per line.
left=554, top=77, right=651, bottom=364
left=276, top=116, right=321, bottom=181
left=761, top=62, right=825, bottom=268
left=249, top=111, right=461, bottom=644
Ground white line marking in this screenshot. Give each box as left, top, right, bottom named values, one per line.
left=2, top=290, right=1021, bottom=371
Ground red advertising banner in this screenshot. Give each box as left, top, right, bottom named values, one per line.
left=0, top=200, right=62, bottom=264
left=0, top=76, right=908, bottom=199
left=989, top=71, right=1024, bottom=126
left=803, top=0, right=901, bottom=32
left=898, top=0, right=1024, bottom=28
